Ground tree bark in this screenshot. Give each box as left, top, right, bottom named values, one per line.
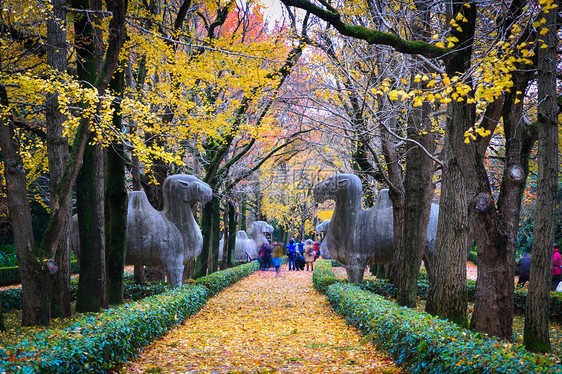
left=195, top=199, right=213, bottom=278
left=426, top=1, right=476, bottom=328
left=105, top=69, right=127, bottom=305
left=380, top=104, right=405, bottom=285
left=74, top=0, right=106, bottom=313
left=524, top=0, right=559, bottom=352
left=469, top=58, right=534, bottom=338
left=210, top=195, right=220, bottom=273
left=226, top=201, right=237, bottom=267
left=46, top=0, right=71, bottom=319
left=0, top=83, right=48, bottom=326
left=396, top=0, right=436, bottom=307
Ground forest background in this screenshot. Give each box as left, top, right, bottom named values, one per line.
left=0, top=0, right=560, bottom=354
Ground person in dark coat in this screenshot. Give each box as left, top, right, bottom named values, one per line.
left=295, top=253, right=305, bottom=271
left=517, top=252, right=531, bottom=286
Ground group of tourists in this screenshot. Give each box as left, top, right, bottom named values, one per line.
left=285, top=239, right=320, bottom=271
left=516, top=246, right=561, bottom=291
left=257, top=238, right=320, bottom=274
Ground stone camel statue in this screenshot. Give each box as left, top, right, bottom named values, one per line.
left=315, top=220, right=332, bottom=259
left=70, top=174, right=212, bottom=287
left=126, top=174, right=212, bottom=286
left=313, top=174, right=439, bottom=283
left=218, top=221, right=274, bottom=262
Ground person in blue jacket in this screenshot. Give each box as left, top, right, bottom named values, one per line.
left=297, top=240, right=305, bottom=255
left=286, top=239, right=297, bottom=271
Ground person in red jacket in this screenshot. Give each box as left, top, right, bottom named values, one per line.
left=552, top=247, right=561, bottom=291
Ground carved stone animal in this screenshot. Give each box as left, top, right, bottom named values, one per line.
left=71, top=174, right=212, bottom=287
left=218, top=221, right=274, bottom=262
left=314, top=174, right=439, bottom=283
left=315, top=220, right=332, bottom=259
left=125, top=174, right=212, bottom=286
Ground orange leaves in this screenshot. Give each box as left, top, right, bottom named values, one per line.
left=121, top=269, right=403, bottom=373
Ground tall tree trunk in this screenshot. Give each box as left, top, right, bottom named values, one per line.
left=240, top=198, right=247, bottom=232
left=195, top=199, right=213, bottom=278
left=74, top=0, right=106, bottom=313
left=381, top=104, right=405, bottom=285
left=396, top=1, right=436, bottom=307
left=524, top=1, right=559, bottom=352
left=426, top=0, right=476, bottom=328
left=0, top=84, right=47, bottom=326
left=469, top=57, right=534, bottom=338
left=210, top=196, right=220, bottom=273
left=220, top=202, right=230, bottom=270
left=398, top=87, right=435, bottom=306
left=226, top=201, right=237, bottom=267
left=105, top=69, right=127, bottom=305
left=46, top=0, right=71, bottom=319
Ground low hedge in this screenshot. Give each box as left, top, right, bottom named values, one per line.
left=314, top=260, right=562, bottom=373
left=1, top=273, right=170, bottom=312
left=0, top=262, right=260, bottom=373
left=0, top=261, right=80, bottom=287
left=196, top=261, right=260, bottom=296
left=360, top=268, right=562, bottom=322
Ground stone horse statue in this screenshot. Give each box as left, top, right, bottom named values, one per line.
left=315, top=220, right=332, bottom=259
left=125, top=174, right=212, bottom=286
left=314, top=174, right=438, bottom=283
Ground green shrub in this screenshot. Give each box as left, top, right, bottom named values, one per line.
left=196, top=261, right=259, bottom=295
left=0, top=261, right=80, bottom=287
left=467, top=250, right=477, bottom=264
left=0, top=244, right=16, bottom=267
left=0, top=288, right=23, bottom=310
left=327, top=283, right=561, bottom=373
left=0, top=266, right=21, bottom=287
left=312, top=260, right=340, bottom=293
left=360, top=269, right=562, bottom=322
left=313, top=261, right=562, bottom=373
left=0, top=261, right=260, bottom=373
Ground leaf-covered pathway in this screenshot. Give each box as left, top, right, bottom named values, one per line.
left=117, top=267, right=403, bottom=373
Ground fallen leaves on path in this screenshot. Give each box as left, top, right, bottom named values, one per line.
left=117, top=267, right=403, bottom=373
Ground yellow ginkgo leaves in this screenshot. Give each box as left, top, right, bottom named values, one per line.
left=120, top=269, right=403, bottom=373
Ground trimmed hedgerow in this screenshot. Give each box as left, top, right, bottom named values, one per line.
left=196, top=261, right=259, bottom=296
left=312, top=259, right=340, bottom=294
left=1, top=284, right=209, bottom=373
left=0, top=262, right=260, bottom=373
left=314, top=260, right=562, bottom=374
left=2, top=273, right=170, bottom=312
left=0, top=261, right=80, bottom=287
left=360, top=268, right=562, bottom=322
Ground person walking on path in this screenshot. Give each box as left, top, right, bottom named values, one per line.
left=517, top=252, right=531, bottom=287
left=286, top=239, right=297, bottom=271
left=304, top=239, right=316, bottom=271
left=552, top=247, right=561, bottom=291
left=272, top=242, right=283, bottom=275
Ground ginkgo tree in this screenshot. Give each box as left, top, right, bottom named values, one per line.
left=280, top=0, right=560, bottom=349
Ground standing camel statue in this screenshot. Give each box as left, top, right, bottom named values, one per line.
left=71, top=174, right=212, bottom=287
left=314, top=174, right=439, bottom=283
left=218, top=221, right=274, bottom=261
left=126, top=174, right=212, bottom=286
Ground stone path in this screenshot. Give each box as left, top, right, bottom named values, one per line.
left=116, top=267, right=403, bottom=373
